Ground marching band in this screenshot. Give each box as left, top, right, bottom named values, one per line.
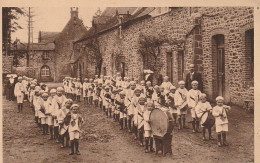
left=7, top=72, right=232, bottom=156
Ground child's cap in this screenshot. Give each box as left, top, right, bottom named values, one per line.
left=216, top=96, right=224, bottom=101
left=35, top=86, right=41, bottom=91
left=178, top=80, right=185, bottom=85
left=65, top=98, right=73, bottom=104
left=119, top=91, right=126, bottom=95
left=50, top=89, right=57, bottom=94
left=170, top=85, right=176, bottom=90
left=18, top=77, right=23, bottom=80
left=154, top=85, right=159, bottom=89
left=134, top=86, right=142, bottom=91
left=200, top=93, right=207, bottom=98
left=146, top=81, right=151, bottom=85
left=140, top=80, right=145, bottom=84
left=57, top=87, right=64, bottom=92
left=39, top=90, right=45, bottom=95
left=160, top=86, right=165, bottom=89
left=130, top=81, right=136, bottom=85
left=191, top=80, right=198, bottom=85
left=146, top=100, right=155, bottom=107
left=71, top=104, right=80, bottom=110
left=41, top=92, right=49, bottom=97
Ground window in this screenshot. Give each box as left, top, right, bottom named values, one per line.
left=41, top=65, right=50, bottom=76
left=245, top=29, right=254, bottom=81
left=42, top=51, right=49, bottom=60
left=166, top=52, right=173, bottom=82
left=178, top=51, right=184, bottom=80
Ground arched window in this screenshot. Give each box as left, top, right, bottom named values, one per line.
left=41, top=65, right=50, bottom=76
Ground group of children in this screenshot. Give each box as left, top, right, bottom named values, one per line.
left=62, top=74, right=231, bottom=149
left=11, top=73, right=231, bottom=157
left=13, top=75, right=84, bottom=155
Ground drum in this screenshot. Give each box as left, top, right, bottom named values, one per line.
left=150, top=108, right=174, bottom=137
left=200, top=112, right=215, bottom=128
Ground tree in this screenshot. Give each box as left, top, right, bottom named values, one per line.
left=138, top=33, right=166, bottom=84
left=84, top=37, right=103, bottom=77
left=2, top=7, right=25, bottom=55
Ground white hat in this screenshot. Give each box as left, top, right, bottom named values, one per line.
left=191, top=80, right=198, bottom=85
left=57, top=87, right=64, bottom=92
left=35, top=86, right=41, bottom=91
left=70, top=104, right=80, bottom=109
left=50, top=89, right=57, bottom=93
left=146, top=81, right=151, bottom=85
left=200, top=93, right=207, bottom=98
left=18, top=77, right=22, bottom=80
left=163, top=76, right=169, bottom=80
left=130, top=81, right=136, bottom=85
left=140, top=80, right=145, bottom=84
left=41, top=93, right=49, bottom=97
left=216, top=96, right=224, bottom=101
left=170, top=86, right=176, bottom=90
left=119, top=91, right=126, bottom=95
left=178, top=80, right=185, bottom=85
left=65, top=99, right=73, bottom=104
left=39, top=90, right=45, bottom=95
left=135, top=87, right=142, bottom=91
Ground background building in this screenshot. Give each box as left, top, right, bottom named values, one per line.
left=73, top=7, right=254, bottom=106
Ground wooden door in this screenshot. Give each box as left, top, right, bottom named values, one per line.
left=217, top=39, right=225, bottom=97
left=120, top=62, right=125, bottom=78
left=166, top=52, right=173, bottom=83
left=178, top=51, right=184, bottom=80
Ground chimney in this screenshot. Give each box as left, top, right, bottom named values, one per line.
left=71, top=7, right=78, bottom=18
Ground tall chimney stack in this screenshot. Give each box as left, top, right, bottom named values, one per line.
left=71, top=7, right=78, bottom=18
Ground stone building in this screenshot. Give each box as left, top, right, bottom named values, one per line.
left=10, top=42, right=56, bottom=82
left=54, top=7, right=87, bottom=81
left=10, top=7, right=87, bottom=82
left=73, top=7, right=253, bottom=106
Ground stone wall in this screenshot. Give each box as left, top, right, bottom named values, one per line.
left=199, top=7, right=254, bottom=105
left=13, top=51, right=56, bottom=82
left=99, top=7, right=197, bottom=85
left=75, top=7, right=254, bottom=106
left=54, top=17, right=87, bottom=82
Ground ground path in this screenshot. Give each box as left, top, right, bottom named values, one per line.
left=3, top=85, right=254, bottom=162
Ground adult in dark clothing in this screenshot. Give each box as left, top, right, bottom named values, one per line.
left=185, top=64, right=203, bottom=91
left=6, top=75, right=16, bottom=101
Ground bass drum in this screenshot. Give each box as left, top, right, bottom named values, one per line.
left=150, top=107, right=174, bottom=137
left=200, top=112, right=215, bottom=128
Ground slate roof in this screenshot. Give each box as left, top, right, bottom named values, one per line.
left=75, top=7, right=155, bottom=43
left=101, top=7, right=138, bottom=17
left=10, top=42, right=55, bottom=51
left=38, top=31, right=59, bottom=43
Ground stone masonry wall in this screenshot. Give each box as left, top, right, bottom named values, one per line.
left=199, top=7, right=254, bottom=105
left=76, top=7, right=254, bottom=107
left=54, top=17, right=87, bottom=82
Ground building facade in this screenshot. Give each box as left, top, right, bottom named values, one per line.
left=10, top=8, right=87, bottom=82
left=73, top=7, right=254, bottom=106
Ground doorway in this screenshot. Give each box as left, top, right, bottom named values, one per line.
left=212, top=34, right=225, bottom=98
